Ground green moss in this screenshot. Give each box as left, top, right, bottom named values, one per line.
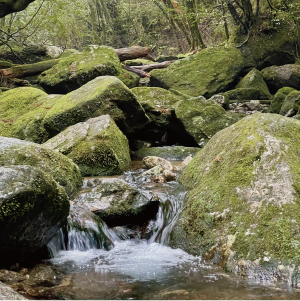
left=124, top=59, right=155, bottom=66
left=175, top=96, right=245, bottom=147
left=173, top=113, right=300, bottom=264
left=0, top=141, right=82, bottom=198
left=270, top=87, right=295, bottom=114
left=224, top=88, right=263, bottom=101
left=236, top=69, right=271, bottom=100
left=43, top=76, right=149, bottom=138
left=0, top=87, right=47, bottom=138
left=38, top=45, right=139, bottom=93
left=279, top=90, right=300, bottom=116
left=150, top=47, right=244, bottom=98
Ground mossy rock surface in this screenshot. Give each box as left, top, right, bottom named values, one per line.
left=224, top=88, right=264, bottom=101
left=0, top=136, right=82, bottom=198
left=124, top=59, right=155, bottom=66
left=0, top=87, right=47, bottom=138
left=236, top=69, right=271, bottom=100
left=261, top=64, right=300, bottom=93
left=42, top=76, right=149, bottom=139
left=236, top=23, right=296, bottom=70
left=171, top=113, right=300, bottom=280
left=0, top=165, right=69, bottom=265
left=175, top=96, right=245, bottom=147
left=73, top=178, right=159, bottom=227
left=0, top=60, right=14, bottom=69
left=38, top=45, right=139, bottom=93
left=270, top=87, right=295, bottom=114
left=279, top=90, right=300, bottom=116
left=43, top=115, right=131, bottom=177
left=150, top=47, right=244, bottom=98
left=133, top=146, right=200, bottom=161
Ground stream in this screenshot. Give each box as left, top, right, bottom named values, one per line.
left=45, top=162, right=300, bottom=300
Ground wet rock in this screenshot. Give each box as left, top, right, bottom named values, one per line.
left=175, top=96, right=244, bottom=147
left=68, top=205, right=114, bottom=250
left=38, top=45, right=139, bottom=93
left=178, top=155, right=193, bottom=170
left=0, top=136, right=82, bottom=198
left=112, top=226, right=136, bottom=240
left=142, top=166, right=163, bottom=176
left=151, top=175, right=166, bottom=183
left=0, top=165, right=69, bottom=266
left=171, top=113, right=300, bottom=282
left=150, top=47, right=244, bottom=98
left=42, top=76, right=149, bottom=138
left=163, top=170, right=176, bottom=182
left=143, top=156, right=173, bottom=171
left=0, top=281, right=27, bottom=300
left=0, top=270, right=27, bottom=284
left=73, top=178, right=159, bottom=227
left=28, top=265, right=56, bottom=283
left=261, top=64, right=300, bottom=93
left=43, top=115, right=131, bottom=176
left=132, top=146, right=200, bottom=161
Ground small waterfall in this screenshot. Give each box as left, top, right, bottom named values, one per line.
left=47, top=173, right=186, bottom=257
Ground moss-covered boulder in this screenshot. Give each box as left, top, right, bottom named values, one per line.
left=124, top=59, right=155, bottom=66
left=38, top=45, right=139, bottom=93
left=279, top=90, right=300, bottom=116
left=0, top=137, right=82, bottom=197
left=0, top=165, right=69, bottom=266
left=132, top=146, right=200, bottom=161
left=43, top=115, right=131, bottom=176
left=261, top=64, right=300, bottom=93
left=270, top=87, right=295, bottom=114
left=224, top=88, right=265, bottom=101
left=73, top=178, right=160, bottom=227
left=42, top=76, right=149, bottom=139
left=236, top=69, right=271, bottom=100
left=175, top=96, right=245, bottom=147
left=171, top=113, right=300, bottom=281
left=150, top=47, right=244, bottom=98
left=131, top=87, right=190, bottom=143
left=0, top=87, right=47, bottom=138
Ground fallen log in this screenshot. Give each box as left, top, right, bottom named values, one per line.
left=114, top=46, right=150, bottom=61
left=122, top=65, right=150, bottom=78
left=130, top=60, right=176, bottom=72
left=0, top=59, right=59, bottom=79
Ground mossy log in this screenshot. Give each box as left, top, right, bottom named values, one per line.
left=0, top=59, right=60, bottom=79
left=113, top=46, right=150, bottom=61
left=122, top=65, right=150, bottom=78
left=131, top=60, right=176, bottom=71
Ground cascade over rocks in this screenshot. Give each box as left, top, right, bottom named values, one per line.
left=38, top=45, right=139, bottom=93
left=43, top=115, right=131, bottom=176
left=0, top=165, right=69, bottom=266
left=261, top=64, right=300, bottom=93
left=72, top=178, right=160, bottom=227
left=150, top=47, right=244, bottom=98
left=171, top=113, right=300, bottom=281
left=42, top=76, right=149, bottom=139
left=175, top=96, right=245, bottom=147
left=0, top=137, right=82, bottom=198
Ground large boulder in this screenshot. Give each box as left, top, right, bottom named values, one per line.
left=43, top=115, right=131, bottom=176
left=72, top=178, right=160, bottom=227
left=0, top=165, right=69, bottom=266
left=261, top=64, right=300, bottom=93
left=171, top=113, right=300, bottom=281
left=270, top=87, right=295, bottom=114
left=150, top=47, right=244, bottom=98
left=131, top=87, right=192, bottom=144
left=38, top=45, right=139, bottom=93
left=0, top=137, right=82, bottom=197
left=0, top=87, right=47, bottom=139
left=175, top=96, right=245, bottom=147
left=236, top=69, right=271, bottom=100
left=42, top=76, right=149, bottom=138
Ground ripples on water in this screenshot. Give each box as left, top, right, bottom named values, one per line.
left=46, top=163, right=300, bottom=300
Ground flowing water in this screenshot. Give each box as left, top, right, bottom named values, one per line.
left=46, top=162, right=300, bottom=300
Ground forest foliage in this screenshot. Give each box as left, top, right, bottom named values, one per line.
left=0, top=0, right=299, bottom=57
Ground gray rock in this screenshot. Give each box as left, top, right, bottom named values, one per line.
left=0, top=165, right=69, bottom=266
left=0, top=281, right=27, bottom=300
